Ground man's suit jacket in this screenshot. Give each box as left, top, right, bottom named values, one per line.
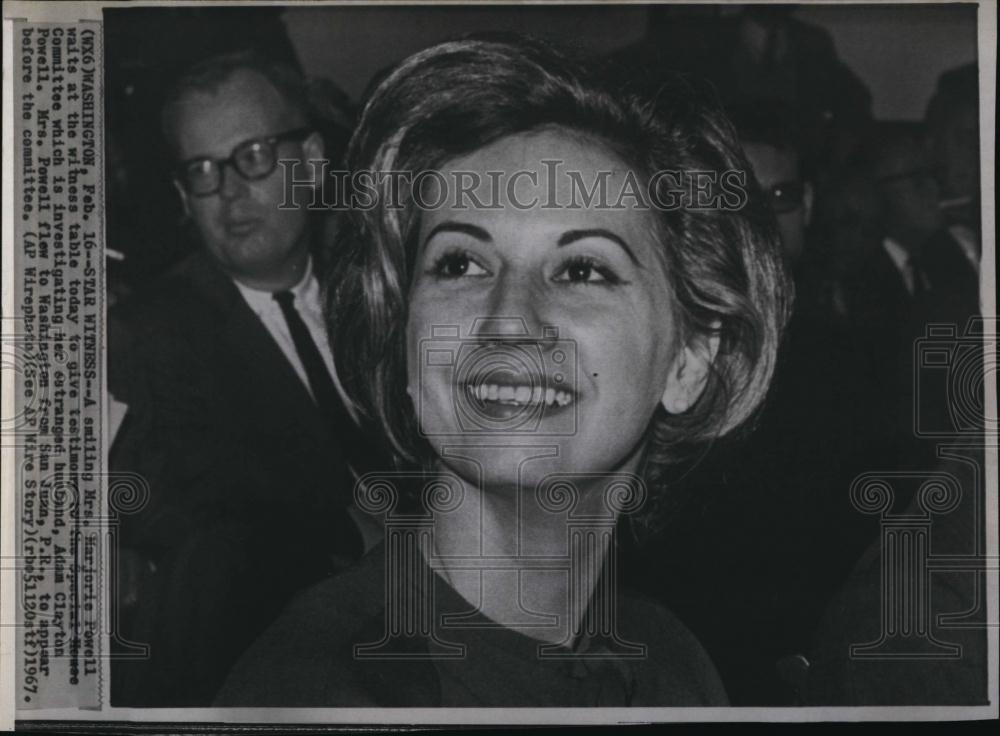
left=111, top=250, right=363, bottom=706
left=841, top=230, right=980, bottom=466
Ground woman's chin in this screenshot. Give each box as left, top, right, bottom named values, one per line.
left=439, top=446, right=629, bottom=497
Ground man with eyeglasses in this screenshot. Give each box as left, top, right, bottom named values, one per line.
left=111, top=51, right=374, bottom=706
left=803, top=126, right=986, bottom=707
left=726, top=102, right=814, bottom=266
left=838, top=130, right=980, bottom=466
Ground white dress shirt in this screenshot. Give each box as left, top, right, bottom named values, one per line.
left=882, top=237, right=929, bottom=296
left=233, top=258, right=352, bottom=411
left=235, top=260, right=381, bottom=550
left=948, top=224, right=981, bottom=275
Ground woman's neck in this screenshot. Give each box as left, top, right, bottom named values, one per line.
left=425, top=448, right=643, bottom=647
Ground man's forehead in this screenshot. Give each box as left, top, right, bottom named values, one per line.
left=172, top=69, right=300, bottom=158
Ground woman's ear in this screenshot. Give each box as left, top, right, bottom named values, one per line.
left=661, top=327, right=721, bottom=414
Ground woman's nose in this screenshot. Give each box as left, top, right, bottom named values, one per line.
left=474, top=273, right=545, bottom=339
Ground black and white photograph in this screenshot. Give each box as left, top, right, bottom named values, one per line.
left=2, top=0, right=996, bottom=728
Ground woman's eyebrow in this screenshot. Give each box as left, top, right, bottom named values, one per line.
left=423, top=221, right=492, bottom=246
left=557, top=228, right=639, bottom=265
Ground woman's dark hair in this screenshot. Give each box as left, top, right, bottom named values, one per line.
left=327, top=36, right=791, bottom=484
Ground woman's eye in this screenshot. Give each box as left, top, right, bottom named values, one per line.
left=553, top=257, right=621, bottom=285
left=430, top=251, right=489, bottom=278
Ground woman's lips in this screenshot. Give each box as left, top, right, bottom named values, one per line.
left=461, top=381, right=576, bottom=421
left=465, top=383, right=573, bottom=407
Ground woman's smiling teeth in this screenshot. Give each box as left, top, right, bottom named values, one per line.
left=466, top=383, right=574, bottom=407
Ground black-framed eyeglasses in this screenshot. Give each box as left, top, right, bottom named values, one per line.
left=764, top=180, right=805, bottom=214
left=174, top=127, right=313, bottom=197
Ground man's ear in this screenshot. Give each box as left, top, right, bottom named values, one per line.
left=661, top=328, right=721, bottom=415
left=302, top=130, right=326, bottom=187
left=803, top=180, right=815, bottom=228
left=172, top=179, right=191, bottom=220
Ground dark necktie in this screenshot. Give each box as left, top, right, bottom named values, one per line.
left=273, top=290, right=346, bottom=426
left=274, top=290, right=368, bottom=560
left=273, top=290, right=384, bottom=476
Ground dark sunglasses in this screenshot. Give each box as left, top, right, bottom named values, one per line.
left=174, top=127, right=313, bottom=197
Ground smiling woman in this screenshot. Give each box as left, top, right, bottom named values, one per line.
left=216, top=35, right=791, bottom=707
left=408, top=129, right=683, bottom=495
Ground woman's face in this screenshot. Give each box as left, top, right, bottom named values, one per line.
left=406, top=128, right=682, bottom=492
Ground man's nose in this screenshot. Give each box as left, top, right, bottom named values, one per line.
left=218, top=161, right=249, bottom=201
left=472, top=273, right=545, bottom=340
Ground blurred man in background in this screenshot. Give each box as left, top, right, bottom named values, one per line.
left=112, top=51, right=372, bottom=705
left=839, top=129, right=980, bottom=469
left=729, top=101, right=814, bottom=267
left=924, top=63, right=981, bottom=274
left=623, top=100, right=878, bottom=705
